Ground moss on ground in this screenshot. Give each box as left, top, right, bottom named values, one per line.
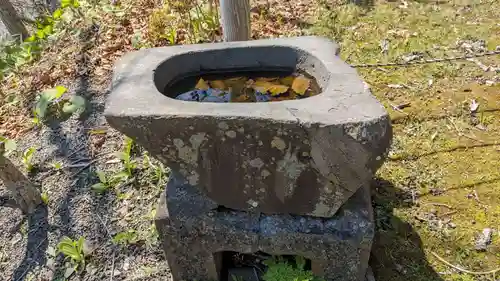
left=313, top=0, right=499, bottom=280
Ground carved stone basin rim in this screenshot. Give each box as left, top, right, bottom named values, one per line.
left=105, top=36, right=385, bottom=126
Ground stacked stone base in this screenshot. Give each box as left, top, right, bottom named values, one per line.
left=155, top=172, right=375, bottom=281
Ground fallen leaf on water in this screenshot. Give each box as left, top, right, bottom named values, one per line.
left=210, top=80, right=226, bottom=90
left=195, top=78, right=209, bottom=90
left=279, top=76, right=295, bottom=86
left=291, top=75, right=310, bottom=95
left=252, top=79, right=289, bottom=96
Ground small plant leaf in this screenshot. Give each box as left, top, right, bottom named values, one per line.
left=49, top=85, right=68, bottom=99
left=23, top=147, right=35, bottom=162
left=114, top=152, right=128, bottom=161
left=62, top=96, right=85, bottom=114
left=91, top=183, right=108, bottom=193
left=52, top=9, right=63, bottom=19
left=96, top=171, right=107, bottom=183
left=41, top=192, right=49, bottom=205
left=0, top=137, right=17, bottom=156
left=112, top=171, right=130, bottom=181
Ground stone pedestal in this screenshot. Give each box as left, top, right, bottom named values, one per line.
left=155, top=172, right=375, bottom=281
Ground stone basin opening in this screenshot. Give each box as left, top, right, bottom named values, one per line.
left=162, top=68, right=322, bottom=103
left=152, top=44, right=330, bottom=104
left=215, top=251, right=312, bottom=281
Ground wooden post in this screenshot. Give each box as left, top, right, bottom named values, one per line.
left=219, top=0, right=251, bottom=42
left=0, top=0, right=29, bottom=40
left=0, top=143, right=41, bottom=214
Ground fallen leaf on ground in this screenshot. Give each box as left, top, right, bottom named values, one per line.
left=291, top=75, right=310, bottom=95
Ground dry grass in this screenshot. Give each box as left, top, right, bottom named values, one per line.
left=313, top=0, right=500, bottom=280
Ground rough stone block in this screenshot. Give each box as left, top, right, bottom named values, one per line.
left=105, top=36, right=392, bottom=217
left=154, top=172, right=374, bottom=281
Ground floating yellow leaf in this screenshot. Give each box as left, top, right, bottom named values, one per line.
left=279, top=76, right=295, bottom=86
left=269, top=84, right=289, bottom=96
left=291, top=75, right=310, bottom=95
left=210, top=80, right=226, bottom=90
left=195, top=78, right=209, bottom=90
left=252, top=80, right=288, bottom=96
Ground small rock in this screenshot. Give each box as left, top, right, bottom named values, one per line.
left=113, top=270, right=121, bottom=277
left=46, top=246, right=56, bottom=257
left=46, top=258, right=55, bottom=271
left=64, top=267, right=76, bottom=279
left=475, top=124, right=487, bottom=131
left=485, top=80, right=495, bottom=86
left=475, top=228, right=492, bottom=251
left=469, top=99, right=479, bottom=113
left=10, top=233, right=22, bottom=245
left=448, top=222, right=457, bottom=229
left=123, top=256, right=133, bottom=271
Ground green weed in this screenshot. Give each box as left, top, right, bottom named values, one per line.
left=50, top=161, right=63, bottom=170
left=33, top=85, right=86, bottom=124
left=21, top=147, right=36, bottom=172
left=142, top=152, right=167, bottom=187
left=57, top=236, right=86, bottom=270
left=262, top=256, right=323, bottom=281
left=0, top=0, right=81, bottom=80
left=112, top=229, right=139, bottom=245
left=91, top=170, right=113, bottom=193
left=114, top=137, right=137, bottom=180
left=0, top=136, right=17, bottom=156
left=41, top=192, right=49, bottom=205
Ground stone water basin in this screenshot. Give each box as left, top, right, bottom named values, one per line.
left=104, top=36, right=392, bottom=217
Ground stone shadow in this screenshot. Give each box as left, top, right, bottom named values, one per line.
left=11, top=204, right=49, bottom=281
left=370, top=178, right=444, bottom=281
left=45, top=23, right=115, bottom=279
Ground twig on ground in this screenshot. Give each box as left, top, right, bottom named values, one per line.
left=66, top=163, right=92, bottom=168
left=439, top=210, right=458, bottom=217
left=431, top=251, right=500, bottom=276
left=66, top=145, right=86, bottom=159
left=448, top=117, right=485, bottom=143
left=415, top=215, right=430, bottom=222
left=71, top=159, right=100, bottom=177
left=95, top=211, right=116, bottom=281
left=70, top=153, right=112, bottom=177
left=473, top=190, right=481, bottom=203
left=389, top=102, right=409, bottom=115
left=110, top=251, right=116, bottom=281
left=423, top=202, right=454, bottom=209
